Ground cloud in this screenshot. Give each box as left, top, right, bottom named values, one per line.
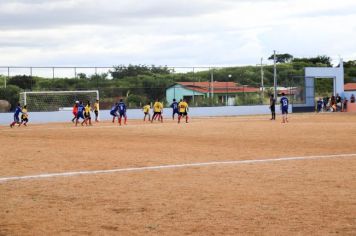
left=0, top=0, right=355, bottom=67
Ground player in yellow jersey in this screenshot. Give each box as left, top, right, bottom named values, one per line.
left=83, top=101, right=92, bottom=126
left=93, top=99, right=99, bottom=122
left=143, top=103, right=151, bottom=121
left=178, top=99, right=189, bottom=123
left=151, top=99, right=163, bottom=123
left=19, top=105, right=29, bottom=126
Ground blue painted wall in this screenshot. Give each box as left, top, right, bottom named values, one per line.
left=166, top=84, right=205, bottom=104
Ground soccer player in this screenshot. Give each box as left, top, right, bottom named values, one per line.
left=110, top=102, right=119, bottom=123
left=143, top=103, right=151, bottom=121
left=316, top=98, right=323, bottom=113
left=93, top=99, right=99, bottom=122
left=10, top=103, right=22, bottom=128
left=280, top=93, right=289, bottom=123
left=19, top=105, right=29, bottom=127
left=170, top=99, right=179, bottom=120
left=84, top=101, right=92, bottom=126
left=71, top=101, right=79, bottom=123
left=75, top=101, right=86, bottom=126
left=152, top=99, right=163, bottom=123
left=269, top=94, right=276, bottom=120
left=118, top=99, right=127, bottom=125
left=178, top=99, right=189, bottom=123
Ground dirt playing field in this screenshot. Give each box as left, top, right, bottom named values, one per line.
left=0, top=113, right=356, bottom=235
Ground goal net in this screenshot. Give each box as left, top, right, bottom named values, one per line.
left=19, top=90, right=99, bottom=111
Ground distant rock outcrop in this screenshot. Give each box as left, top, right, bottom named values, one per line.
left=0, top=100, right=11, bottom=112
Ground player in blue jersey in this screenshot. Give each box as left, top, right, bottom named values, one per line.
left=75, top=101, right=86, bottom=126
left=110, top=102, right=119, bottom=123
left=280, top=93, right=289, bottom=123
left=10, top=103, right=22, bottom=128
left=170, top=99, right=179, bottom=120
left=117, top=99, right=127, bottom=125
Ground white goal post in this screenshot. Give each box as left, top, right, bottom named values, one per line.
left=19, top=90, right=99, bottom=112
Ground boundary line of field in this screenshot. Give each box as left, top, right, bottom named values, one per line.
left=1, top=153, right=355, bottom=184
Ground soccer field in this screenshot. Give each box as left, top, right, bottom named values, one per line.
left=1, top=114, right=356, bottom=235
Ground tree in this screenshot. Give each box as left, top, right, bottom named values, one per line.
left=77, top=73, right=87, bottom=79
left=268, top=53, right=294, bottom=63
left=293, top=55, right=332, bottom=67
left=8, top=75, right=36, bottom=90
left=110, top=64, right=172, bottom=79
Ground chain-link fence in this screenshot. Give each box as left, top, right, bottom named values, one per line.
left=0, top=65, right=306, bottom=111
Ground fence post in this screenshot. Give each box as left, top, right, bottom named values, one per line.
left=210, top=68, right=214, bottom=106
left=192, top=67, right=195, bottom=105
left=6, top=67, right=9, bottom=88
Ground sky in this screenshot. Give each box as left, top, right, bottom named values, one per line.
left=0, top=0, right=356, bottom=67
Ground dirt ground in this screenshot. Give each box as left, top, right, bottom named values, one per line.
left=0, top=113, right=356, bottom=235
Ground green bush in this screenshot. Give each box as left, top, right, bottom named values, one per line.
left=8, top=75, right=36, bottom=90
left=127, top=94, right=147, bottom=108
left=0, top=85, right=21, bottom=111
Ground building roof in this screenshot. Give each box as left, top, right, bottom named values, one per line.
left=344, top=83, right=356, bottom=91
left=175, top=82, right=259, bottom=94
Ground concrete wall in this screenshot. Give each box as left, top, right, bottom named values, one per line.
left=304, top=61, right=344, bottom=107
left=342, top=91, right=356, bottom=100
left=0, top=105, right=292, bottom=125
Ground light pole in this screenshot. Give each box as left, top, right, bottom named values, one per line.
left=226, top=74, right=232, bottom=106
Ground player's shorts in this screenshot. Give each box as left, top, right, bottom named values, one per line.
left=144, top=112, right=149, bottom=115
left=110, top=111, right=117, bottom=117
left=173, top=109, right=179, bottom=115
left=282, top=107, right=288, bottom=115
left=73, top=112, right=77, bottom=116
left=153, top=111, right=161, bottom=116
left=94, top=110, right=98, bottom=116
left=84, top=113, right=91, bottom=119
left=270, top=106, right=275, bottom=112
left=21, top=118, right=29, bottom=122
left=77, top=112, right=85, bottom=119
left=119, top=112, right=126, bottom=117
left=14, top=114, right=20, bottom=123
left=179, top=111, right=188, bottom=116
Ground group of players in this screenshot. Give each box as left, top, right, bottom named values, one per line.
left=71, top=99, right=100, bottom=126
left=269, top=93, right=289, bottom=123
left=141, top=98, right=189, bottom=123
left=9, top=103, right=29, bottom=128
left=109, top=98, right=189, bottom=125
left=9, top=94, right=288, bottom=128
left=71, top=97, right=189, bottom=127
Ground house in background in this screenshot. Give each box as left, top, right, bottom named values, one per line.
left=344, top=83, right=356, bottom=93
left=166, top=82, right=259, bottom=106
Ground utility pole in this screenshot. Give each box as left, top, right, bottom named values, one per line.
left=273, top=50, right=277, bottom=100
left=257, top=58, right=267, bottom=101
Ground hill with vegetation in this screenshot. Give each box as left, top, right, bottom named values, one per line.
left=1, top=54, right=355, bottom=110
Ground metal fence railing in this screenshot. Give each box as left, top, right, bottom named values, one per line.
left=0, top=65, right=306, bottom=111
